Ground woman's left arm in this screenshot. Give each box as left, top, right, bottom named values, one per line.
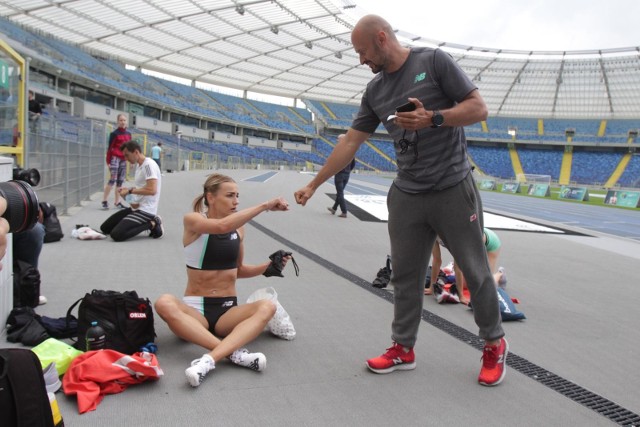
left=237, top=262, right=270, bottom=279
left=235, top=227, right=270, bottom=278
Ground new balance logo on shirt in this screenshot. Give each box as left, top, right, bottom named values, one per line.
left=230, top=232, right=238, bottom=240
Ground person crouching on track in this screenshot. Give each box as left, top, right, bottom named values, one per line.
left=100, top=140, right=163, bottom=241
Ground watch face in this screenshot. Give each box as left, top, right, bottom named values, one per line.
left=432, top=112, right=444, bottom=126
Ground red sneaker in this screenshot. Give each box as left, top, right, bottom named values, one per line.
left=478, top=337, right=508, bottom=386
left=366, top=342, right=416, bottom=374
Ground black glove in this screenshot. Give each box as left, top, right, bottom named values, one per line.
left=263, top=250, right=299, bottom=277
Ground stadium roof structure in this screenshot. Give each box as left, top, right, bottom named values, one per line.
left=1, top=0, right=640, bottom=118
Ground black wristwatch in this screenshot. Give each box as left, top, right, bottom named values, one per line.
left=431, top=110, right=444, bottom=128
left=128, top=188, right=134, bottom=195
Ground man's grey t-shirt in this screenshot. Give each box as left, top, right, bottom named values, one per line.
left=351, top=47, right=477, bottom=193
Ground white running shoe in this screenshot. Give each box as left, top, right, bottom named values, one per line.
left=185, top=354, right=215, bottom=387
left=229, top=348, right=266, bottom=372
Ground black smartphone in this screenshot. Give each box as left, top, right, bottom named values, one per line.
left=396, top=101, right=416, bottom=112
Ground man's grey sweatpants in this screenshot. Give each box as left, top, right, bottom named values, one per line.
left=387, top=172, right=504, bottom=347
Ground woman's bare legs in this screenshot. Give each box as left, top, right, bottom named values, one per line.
left=425, top=243, right=442, bottom=295
left=454, top=263, right=470, bottom=305
left=156, top=295, right=276, bottom=386
left=209, top=299, right=276, bottom=362
left=154, top=295, right=276, bottom=362
left=154, top=294, right=221, bottom=349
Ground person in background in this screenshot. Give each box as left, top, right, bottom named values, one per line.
left=151, top=142, right=162, bottom=169
left=0, top=196, right=45, bottom=307
left=12, top=208, right=47, bottom=305
left=0, top=195, right=45, bottom=309
left=100, top=140, right=163, bottom=241
left=327, top=137, right=356, bottom=219
left=102, top=114, right=131, bottom=210
left=426, top=229, right=507, bottom=305
left=294, top=14, right=507, bottom=387
left=28, top=91, right=42, bottom=133
left=154, top=173, right=292, bottom=387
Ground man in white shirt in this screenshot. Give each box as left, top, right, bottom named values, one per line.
left=99, top=140, right=163, bottom=241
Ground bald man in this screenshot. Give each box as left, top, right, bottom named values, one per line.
left=294, top=15, right=507, bottom=386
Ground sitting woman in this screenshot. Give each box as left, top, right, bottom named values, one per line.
left=425, top=228, right=506, bottom=304
left=154, top=173, right=292, bottom=387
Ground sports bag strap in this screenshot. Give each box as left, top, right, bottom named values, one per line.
left=65, top=297, right=84, bottom=343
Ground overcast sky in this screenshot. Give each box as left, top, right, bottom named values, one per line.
left=352, top=0, right=640, bottom=51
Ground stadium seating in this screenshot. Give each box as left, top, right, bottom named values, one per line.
left=516, top=147, right=563, bottom=181
left=569, top=151, right=623, bottom=185
left=4, top=15, right=639, bottom=187
left=467, top=145, right=514, bottom=179
left=617, top=154, right=640, bottom=187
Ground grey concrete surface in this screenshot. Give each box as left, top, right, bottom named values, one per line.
left=3, top=169, right=638, bottom=427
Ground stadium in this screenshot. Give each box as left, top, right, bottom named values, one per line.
left=1, top=0, right=640, bottom=211
left=1, top=1, right=639, bottom=426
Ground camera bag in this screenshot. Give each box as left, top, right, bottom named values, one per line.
left=66, top=289, right=156, bottom=354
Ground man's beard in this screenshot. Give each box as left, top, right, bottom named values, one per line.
left=367, top=61, right=382, bottom=74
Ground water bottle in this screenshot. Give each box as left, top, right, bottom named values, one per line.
left=85, top=321, right=106, bottom=351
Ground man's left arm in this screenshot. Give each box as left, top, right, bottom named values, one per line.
left=119, top=178, right=157, bottom=198
left=434, top=90, right=488, bottom=127
left=395, top=91, right=487, bottom=131
left=135, top=178, right=158, bottom=196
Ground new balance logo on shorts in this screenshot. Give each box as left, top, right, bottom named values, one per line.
left=230, top=232, right=238, bottom=240
left=222, top=300, right=234, bottom=307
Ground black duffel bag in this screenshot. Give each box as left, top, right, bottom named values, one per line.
left=66, top=289, right=156, bottom=354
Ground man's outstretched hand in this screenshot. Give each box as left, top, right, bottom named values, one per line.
left=294, top=186, right=315, bottom=206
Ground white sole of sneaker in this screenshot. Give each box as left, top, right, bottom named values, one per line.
left=366, top=361, right=417, bottom=374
